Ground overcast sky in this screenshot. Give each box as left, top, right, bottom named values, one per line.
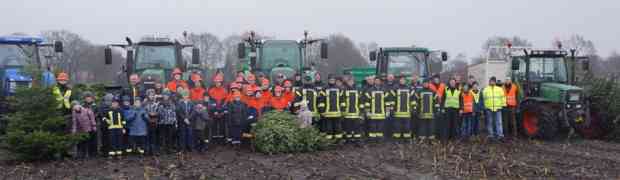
left=2, top=0, right=618, bottom=58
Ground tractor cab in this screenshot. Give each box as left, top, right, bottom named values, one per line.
left=369, top=47, right=447, bottom=82
left=237, top=31, right=327, bottom=81
left=105, top=36, right=200, bottom=88
left=0, top=36, right=63, bottom=96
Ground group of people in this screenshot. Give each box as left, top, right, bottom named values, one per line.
left=52, top=67, right=520, bottom=158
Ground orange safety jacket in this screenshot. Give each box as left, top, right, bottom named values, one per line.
left=166, top=80, right=189, bottom=92
left=505, top=83, right=518, bottom=107
left=190, top=87, right=206, bottom=101
left=429, top=83, right=446, bottom=103
left=270, top=96, right=290, bottom=111
left=461, top=91, right=475, bottom=113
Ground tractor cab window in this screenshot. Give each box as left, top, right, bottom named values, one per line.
left=135, top=45, right=176, bottom=70
left=0, top=44, right=35, bottom=68
left=260, top=45, right=301, bottom=70
left=527, top=57, right=568, bottom=83
left=387, top=52, right=426, bottom=77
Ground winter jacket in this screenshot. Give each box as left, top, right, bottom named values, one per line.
left=72, top=108, right=96, bottom=133
left=144, top=100, right=161, bottom=125
left=190, top=108, right=209, bottom=130
left=227, top=100, right=249, bottom=126
left=127, top=107, right=149, bottom=136
left=176, top=100, right=194, bottom=127
left=158, top=102, right=177, bottom=125
left=166, top=80, right=189, bottom=93
left=190, top=87, right=206, bottom=102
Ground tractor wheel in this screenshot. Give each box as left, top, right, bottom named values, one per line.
left=521, top=103, right=559, bottom=140
left=573, top=107, right=606, bottom=139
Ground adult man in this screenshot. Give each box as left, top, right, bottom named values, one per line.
left=122, top=73, right=144, bottom=105
left=319, top=74, right=344, bottom=140
left=293, top=75, right=320, bottom=125
left=482, top=77, right=506, bottom=140
left=53, top=72, right=74, bottom=115
left=342, top=76, right=363, bottom=141
left=365, top=77, right=388, bottom=139
left=503, top=78, right=519, bottom=137
left=442, top=78, right=461, bottom=141
left=392, top=76, right=416, bottom=139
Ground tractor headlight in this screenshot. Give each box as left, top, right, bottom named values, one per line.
left=568, top=93, right=580, bottom=102
left=576, top=104, right=582, bottom=109
left=8, top=81, right=17, bottom=93
left=566, top=104, right=571, bottom=109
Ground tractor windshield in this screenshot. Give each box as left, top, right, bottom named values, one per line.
left=527, top=57, right=568, bottom=82
left=260, top=45, right=301, bottom=71
left=0, top=44, right=35, bottom=68
left=387, top=52, right=427, bottom=77
left=135, top=45, right=176, bottom=70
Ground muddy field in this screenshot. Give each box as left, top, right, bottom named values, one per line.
left=0, top=138, right=619, bottom=180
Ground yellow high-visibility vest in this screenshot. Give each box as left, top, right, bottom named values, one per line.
left=445, top=89, right=461, bottom=109
left=52, top=86, right=72, bottom=109
left=483, top=86, right=506, bottom=112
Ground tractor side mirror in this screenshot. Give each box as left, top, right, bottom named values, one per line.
left=104, top=47, right=112, bottom=65
left=369, top=51, right=377, bottom=61
left=320, top=42, right=328, bottom=59
left=54, top=41, right=63, bottom=53
left=237, top=43, right=246, bottom=59
left=192, top=48, right=200, bottom=65
left=511, top=59, right=520, bottom=70
left=582, top=60, right=590, bottom=71
left=441, top=52, right=448, bottom=61
left=126, top=50, right=134, bottom=75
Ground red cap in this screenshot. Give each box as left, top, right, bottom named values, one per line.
left=56, top=72, right=69, bottom=81
left=191, top=73, right=202, bottom=81
left=172, top=68, right=182, bottom=75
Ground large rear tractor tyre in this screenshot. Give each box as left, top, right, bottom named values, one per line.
left=521, top=103, right=559, bottom=140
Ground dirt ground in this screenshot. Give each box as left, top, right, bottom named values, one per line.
left=0, top=138, right=619, bottom=180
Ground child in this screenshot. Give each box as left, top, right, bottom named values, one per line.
left=127, top=98, right=149, bottom=154
left=460, top=84, right=475, bottom=140
left=227, top=91, right=248, bottom=145
left=158, top=91, right=177, bottom=153
left=121, top=96, right=133, bottom=153
left=144, top=89, right=160, bottom=154
left=103, top=97, right=126, bottom=156
left=71, top=101, right=97, bottom=158
left=297, top=101, right=313, bottom=128
left=191, top=103, right=209, bottom=152
left=176, top=89, right=194, bottom=152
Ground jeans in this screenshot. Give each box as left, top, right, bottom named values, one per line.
left=472, top=112, right=481, bottom=136
left=460, top=114, right=473, bottom=138
left=146, top=124, right=159, bottom=154
left=178, top=126, right=194, bottom=151
left=486, top=110, right=504, bottom=139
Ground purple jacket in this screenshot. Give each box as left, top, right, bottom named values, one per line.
left=72, top=108, right=97, bottom=133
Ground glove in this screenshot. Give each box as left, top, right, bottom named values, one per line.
left=122, top=129, right=126, bottom=134
left=184, top=118, right=190, bottom=125
left=248, top=116, right=254, bottom=119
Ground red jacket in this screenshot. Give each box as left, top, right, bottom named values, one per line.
left=166, top=80, right=189, bottom=92
left=270, top=95, right=290, bottom=111
left=208, top=86, right=228, bottom=105
left=190, top=87, right=206, bottom=101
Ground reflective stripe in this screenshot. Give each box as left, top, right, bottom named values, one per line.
left=107, top=111, right=124, bottom=129
left=369, top=91, right=386, bottom=120
left=394, top=89, right=412, bottom=118
left=52, top=86, right=72, bottom=109
left=323, top=88, right=341, bottom=117
left=419, top=92, right=435, bottom=119
left=344, top=90, right=360, bottom=118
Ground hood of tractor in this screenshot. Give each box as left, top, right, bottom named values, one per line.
left=270, top=67, right=296, bottom=81
left=540, top=82, right=583, bottom=103
left=139, top=69, right=167, bottom=84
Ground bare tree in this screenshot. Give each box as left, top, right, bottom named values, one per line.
left=40, top=30, right=93, bottom=82
left=358, top=41, right=378, bottom=62
left=315, top=34, right=368, bottom=76
left=184, top=32, right=223, bottom=68
left=561, top=34, right=597, bottom=56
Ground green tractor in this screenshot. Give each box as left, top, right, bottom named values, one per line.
left=509, top=46, right=601, bottom=139
left=346, top=47, right=447, bottom=86
left=236, top=31, right=327, bottom=80
left=104, top=36, right=200, bottom=89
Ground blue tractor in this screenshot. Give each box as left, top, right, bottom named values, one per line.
left=0, top=35, right=63, bottom=115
